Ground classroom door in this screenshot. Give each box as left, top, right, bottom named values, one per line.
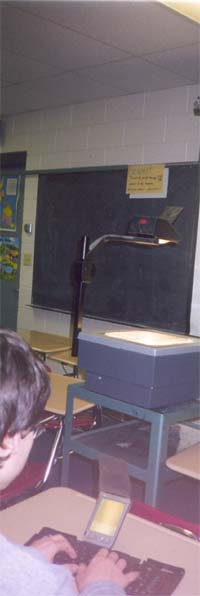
left=0, top=152, right=26, bottom=330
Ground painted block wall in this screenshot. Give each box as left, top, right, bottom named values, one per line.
left=1, top=84, right=200, bottom=340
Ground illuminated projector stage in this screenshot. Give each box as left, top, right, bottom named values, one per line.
left=78, top=329, right=200, bottom=408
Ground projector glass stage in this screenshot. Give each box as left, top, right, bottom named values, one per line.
left=105, top=329, right=195, bottom=347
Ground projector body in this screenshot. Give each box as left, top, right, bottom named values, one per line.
left=78, top=329, right=200, bottom=409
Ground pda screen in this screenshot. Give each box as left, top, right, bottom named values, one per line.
left=90, top=498, right=126, bottom=536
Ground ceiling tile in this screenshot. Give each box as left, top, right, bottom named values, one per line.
left=2, top=1, right=199, bottom=115
left=146, top=44, right=200, bottom=83
left=2, top=4, right=128, bottom=70
left=2, top=50, right=60, bottom=85
left=12, top=0, right=199, bottom=54
left=76, top=57, right=193, bottom=93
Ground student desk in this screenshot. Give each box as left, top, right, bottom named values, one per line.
left=46, top=373, right=91, bottom=415
left=60, top=382, right=200, bottom=507
left=19, top=330, right=71, bottom=360
left=167, top=442, right=200, bottom=481
left=0, top=487, right=199, bottom=595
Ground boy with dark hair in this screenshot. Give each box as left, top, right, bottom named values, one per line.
left=0, top=330, right=137, bottom=595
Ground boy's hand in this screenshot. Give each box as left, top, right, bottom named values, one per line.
left=29, top=533, right=77, bottom=567
left=76, top=548, right=139, bottom=591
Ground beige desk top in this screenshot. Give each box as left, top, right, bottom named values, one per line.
left=48, top=349, right=78, bottom=367
left=167, top=442, right=200, bottom=481
left=0, top=487, right=199, bottom=595
left=19, top=330, right=71, bottom=355
left=46, top=373, right=92, bottom=415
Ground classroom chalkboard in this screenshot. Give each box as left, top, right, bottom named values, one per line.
left=32, top=164, right=199, bottom=333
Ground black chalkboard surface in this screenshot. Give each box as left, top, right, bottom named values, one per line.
left=32, top=164, right=199, bottom=333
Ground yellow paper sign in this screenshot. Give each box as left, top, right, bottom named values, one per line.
left=126, top=164, right=164, bottom=195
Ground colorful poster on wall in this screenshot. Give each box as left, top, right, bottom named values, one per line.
left=0, top=236, right=19, bottom=281
left=0, top=175, right=21, bottom=231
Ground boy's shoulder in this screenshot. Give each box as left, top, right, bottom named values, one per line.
left=0, top=532, right=75, bottom=595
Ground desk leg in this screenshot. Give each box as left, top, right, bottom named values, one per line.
left=60, top=393, right=74, bottom=487
left=145, top=413, right=169, bottom=507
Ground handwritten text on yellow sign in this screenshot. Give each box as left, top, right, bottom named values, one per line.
left=126, top=164, right=164, bottom=195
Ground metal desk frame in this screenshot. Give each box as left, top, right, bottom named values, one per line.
left=60, top=382, right=200, bottom=507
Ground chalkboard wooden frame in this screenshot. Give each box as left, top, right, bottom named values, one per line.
left=32, top=163, right=199, bottom=334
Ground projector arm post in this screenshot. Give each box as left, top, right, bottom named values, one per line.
left=71, top=235, right=95, bottom=356
left=71, top=233, right=143, bottom=356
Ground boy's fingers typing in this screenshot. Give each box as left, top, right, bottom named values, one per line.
left=29, top=534, right=77, bottom=562
left=76, top=548, right=139, bottom=591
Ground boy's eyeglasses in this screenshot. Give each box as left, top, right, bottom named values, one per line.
left=31, top=424, right=44, bottom=440
left=21, top=424, right=44, bottom=441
